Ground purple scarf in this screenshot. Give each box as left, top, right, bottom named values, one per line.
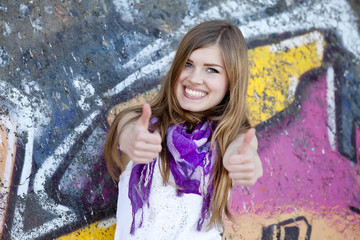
left=128, top=121, right=217, bottom=234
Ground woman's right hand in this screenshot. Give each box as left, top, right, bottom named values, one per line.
left=119, top=103, right=162, bottom=164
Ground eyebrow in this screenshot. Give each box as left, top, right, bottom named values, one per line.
left=187, top=59, right=224, bottom=69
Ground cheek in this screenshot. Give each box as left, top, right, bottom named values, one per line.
left=175, top=71, right=187, bottom=90
left=174, top=78, right=182, bottom=99
left=177, top=70, right=187, bottom=83
left=175, top=78, right=181, bottom=90
left=215, top=77, right=229, bottom=97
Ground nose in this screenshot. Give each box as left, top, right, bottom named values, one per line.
left=187, top=69, right=203, bottom=85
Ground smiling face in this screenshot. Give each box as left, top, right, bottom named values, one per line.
left=175, top=45, right=229, bottom=113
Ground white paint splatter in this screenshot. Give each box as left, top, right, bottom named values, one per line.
left=73, top=76, right=95, bottom=111
left=44, top=5, right=55, bottom=14
left=0, top=81, right=51, bottom=138
left=71, top=52, right=78, bottom=62
left=19, top=4, right=28, bottom=15
left=326, top=67, right=336, bottom=150
left=112, top=0, right=136, bottom=23
left=3, top=22, right=11, bottom=36
left=0, top=47, right=9, bottom=67
left=0, top=5, right=8, bottom=12
left=288, top=76, right=299, bottom=100
left=16, top=127, right=34, bottom=196
left=269, top=31, right=324, bottom=61
left=98, top=217, right=116, bottom=228
left=21, top=80, right=40, bottom=96
left=285, top=0, right=294, bottom=7
left=63, top=66, right=68, bottom=75
left=242, top=201, right=250, bottom=214
left=30, top=18, right=43, bottom=31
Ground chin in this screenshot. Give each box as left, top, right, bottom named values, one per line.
left=180, top=103, right=211, bottom=113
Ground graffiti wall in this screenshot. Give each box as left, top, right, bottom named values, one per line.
left=0, top=0, right=359, bottom=239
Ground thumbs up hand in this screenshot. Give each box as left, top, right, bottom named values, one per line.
left=119, top=103, right=162, bottom=164
left=223, top=129, right=263, bottom=186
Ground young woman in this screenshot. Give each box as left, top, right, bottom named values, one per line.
left=105, top=20, right=263, bottom=240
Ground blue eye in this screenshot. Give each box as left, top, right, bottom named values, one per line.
left=207, top=68, right=219, bottom=73
left=185, top=62, right=193, bottom=68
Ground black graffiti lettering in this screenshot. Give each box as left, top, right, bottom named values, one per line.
left=262, top=216, right=312, bottom=240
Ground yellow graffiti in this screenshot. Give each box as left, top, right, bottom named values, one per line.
left=56, top=218, right=115, bottom=240
left=248, top=31, right=325, bottom=125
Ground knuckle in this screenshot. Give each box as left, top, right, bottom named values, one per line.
left=135, top=133, right=145, bottom=141
left=229, top=173, right=236, bottom=180
left=247, top=172, right=255, bottom=179
left=135, top=135, right=141, bottom=141
left=230, top=155, right=238, bottom=162
left=155, top=134, right=162, bottom=142
left=133, top=150, right=140, bottom=157
left=234, top=180, right=242, bottom=186
left=134, top=142, right=142, bottom=149
left=128, top=149, right=135, bottom=156
left=249, top=165, right=255, bottom=172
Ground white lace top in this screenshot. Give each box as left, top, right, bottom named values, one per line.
left=114, top=160, right=222, bottom=240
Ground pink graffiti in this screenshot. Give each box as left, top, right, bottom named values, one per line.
left=232, top=69, right=360, bottom=221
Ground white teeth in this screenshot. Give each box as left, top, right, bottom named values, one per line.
left=185, top=88, right=206, bottom=97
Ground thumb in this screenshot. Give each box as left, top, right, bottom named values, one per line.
left=137, top=103, right=152, bottom=129
left=238, top=128, right=256, bottom=154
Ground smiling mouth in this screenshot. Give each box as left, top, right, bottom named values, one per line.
left=184, top=87, right=206, bottom=97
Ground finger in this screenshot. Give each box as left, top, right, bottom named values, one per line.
left=238, top=128, right=256, bottom=154
left=133, top=149, right=160, bottom=159
left=227, top=164, right=255, bottom=173
left=232, top=179, right=256, bottom=187
left=228, top=172, right=255, bottom=180
left=136, top=132, right=162, bottom=145
left=134, top=142, right=162, bottom=153
left=228, top=154, right=253, bottom=165
left=137, top=103, right=152, bottom=129
left=133, top=157, right=156, bottom=164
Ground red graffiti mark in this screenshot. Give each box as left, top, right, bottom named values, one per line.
left=55, top=6, right=65, bottom=20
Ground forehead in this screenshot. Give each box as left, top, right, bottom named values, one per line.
left=188, top=45, right=225, bottom=65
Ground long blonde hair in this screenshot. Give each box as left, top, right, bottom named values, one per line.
left=104, top=20, right=250, bottom=228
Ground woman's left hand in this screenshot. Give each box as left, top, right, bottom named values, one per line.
left=223, top=129, right=263, bottom=186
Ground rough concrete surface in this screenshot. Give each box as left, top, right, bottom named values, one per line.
left=0, top=0, right=359, bottom=239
